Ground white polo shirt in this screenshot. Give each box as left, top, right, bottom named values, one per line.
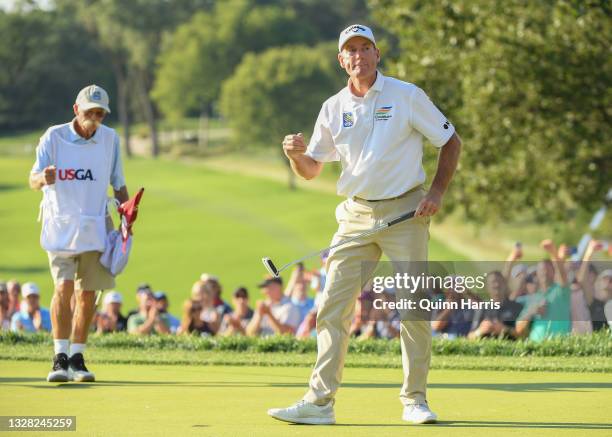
left=305, top=71, right=455, bottom=200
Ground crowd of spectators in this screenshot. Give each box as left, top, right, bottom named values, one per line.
left=2, top=239, right=610, bottom=342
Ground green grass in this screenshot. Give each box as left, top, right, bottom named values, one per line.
left=0, top=361, right=610, bottom=436
left=0, top=153, right=465, bottom=309
left=1, top=344, right=609, bottom=373
left=0, top=129, right=41, bottom=156
left=2, top=332, right=610, bottom=372
left=3, top=331, right=610, bottom=357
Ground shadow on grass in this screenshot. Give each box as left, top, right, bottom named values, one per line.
left=0, top=183, right=23, bottom=192
left=0, top=265, right=48, bottom=275
left=3, top=378, right=611, bottom=393
left=279, top=381, right=612, bottom=392
left=334, top=421, right=612, bottom=430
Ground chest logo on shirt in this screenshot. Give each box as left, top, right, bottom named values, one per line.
left=375, top=106, right=393, bottom=121
left=342, top=111, right=354, bottom=128
left=58, top=168, right=95, bottom=181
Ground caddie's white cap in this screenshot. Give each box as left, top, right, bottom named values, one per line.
left=104, top=291, right=123, bottom=305
left=75, top=84, right=111, bottom=113
left=22, top=282, right=40, bottom=298
left=338, top=24, right=376, bottom=52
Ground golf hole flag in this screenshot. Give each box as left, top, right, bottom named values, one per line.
left=101, top=188, right=144, bottom=276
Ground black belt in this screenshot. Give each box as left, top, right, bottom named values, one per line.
left=353, top=185, right=422, bottom=202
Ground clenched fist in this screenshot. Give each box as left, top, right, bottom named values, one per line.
left=282, top=133, right=306, bottom=160
left=42, top=165, right=56, bottom=185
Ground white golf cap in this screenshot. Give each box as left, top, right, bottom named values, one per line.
left=104, top=291, right=123, bottom=305
left=75, top=84, right=111, bottom=113
left=338, top=24, right=376, bottom=52
left=22, top=282, right=40, bottom=298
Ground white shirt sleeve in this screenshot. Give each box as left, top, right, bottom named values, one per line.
left=410, top=87, right=455, bottom=148
left=110, top=133, right=126, bottom=191
left=305, top=103, right=339, bottom=162
left=31, top=130, right=52, bottom=174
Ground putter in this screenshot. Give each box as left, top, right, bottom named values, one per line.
left=262, top=209, right=417, bottom=277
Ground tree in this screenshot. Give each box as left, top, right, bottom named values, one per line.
left=0, top=7, right=114, bottom=132
left=152, top=0, right=319, bottom=122
left=61, top=0, right=213, bottom=157
left=372, top=0, right=611, bottom=223
left=58, top=0, right=134, bottom=156
left=219, top=43, right=344, bottom=188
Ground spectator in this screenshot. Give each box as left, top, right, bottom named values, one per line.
left=178, top=299, right=215, bottom=336
left=284, top=265, right=315, bottom=325
left=127, top=290, right=170, bottom=335
left=577, top=240, right=610, bottom=331
left=569, top=279, right=592, bottom=335
left=372, top=291, right=401, bottom=339
left=431, top=286, right=476, bottom=339
left=349, top=291, right=376, bottom=338
left=310, top=251, right=330, bottom=308
left=503, top=244, right=528, bottom=300
left=0, top=282, right=10, bottom=330
left=6, top=279, right=21, bottom=317
left=126, top=283, right=153, bottom=320
left=468, top=271, right=523, bottom=339
left=201, top=274, right=232, bottom=317
left=96, top=291, right=128, bottom=334
left=296, top=308, right=317, bottom=339
left=594, top=269, right=612, bottom=325
left=246, top=277, right=300, bottom=336
left=191, top=280, right=222, bottom=334
left=154, top=291, right=180, bottom=334
left=10, top=282, right=51, bottom=333
left=314, top=251, right=330, bottom=292
left=515, top=239, right=571, bottom=341
left=220, top=287, right=254, bottom=336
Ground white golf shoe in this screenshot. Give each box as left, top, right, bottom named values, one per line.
left=402, top=403, right=438, bottom=424
left=268, top=400, right=336, bottom=425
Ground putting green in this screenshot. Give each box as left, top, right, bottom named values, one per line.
left=0, top=360, right=610, bottom=436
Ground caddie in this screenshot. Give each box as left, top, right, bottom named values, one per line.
left=29, top=85, right=129, bottom=383
left=268, top=24, right=462, bottom=425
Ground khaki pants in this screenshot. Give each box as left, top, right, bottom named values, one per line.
left=303, top=187, right=431, bottom=406
left=47, top=215, right=115, bottom=291
left=48, top=250, right=115, bottom=291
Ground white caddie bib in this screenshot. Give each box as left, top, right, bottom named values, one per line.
left=39, top=130, right=114, bottom=257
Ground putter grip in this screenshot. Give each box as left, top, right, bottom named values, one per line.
left=387, top=210, right=416, bottom=227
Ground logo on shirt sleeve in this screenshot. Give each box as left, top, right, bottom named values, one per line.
left=443, top=119, right=451, bottom=129
left=343, top=111, right=354, bottom=128
left=375, top=105, right=393, bottom=121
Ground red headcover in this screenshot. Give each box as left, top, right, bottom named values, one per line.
left=117, top=188, right=144, bottom=250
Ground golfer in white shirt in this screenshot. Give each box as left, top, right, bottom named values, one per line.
left=268, top=24, right=462, bottom=425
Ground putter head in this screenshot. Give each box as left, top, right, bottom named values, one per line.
left=262, top=257, right=280, bottom=277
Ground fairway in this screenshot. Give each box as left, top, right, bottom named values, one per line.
left=0, top=360, right=610, bottom=436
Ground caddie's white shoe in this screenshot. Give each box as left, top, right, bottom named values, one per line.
left=402, top=403, right=437, bottom=424
left=268, top=400, right=335, bottom=425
